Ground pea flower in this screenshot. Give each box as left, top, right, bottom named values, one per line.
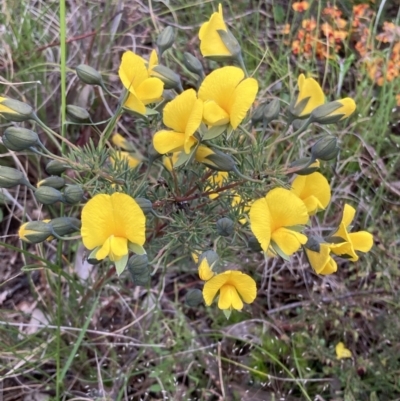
left=110, top=151, right=141, bottom=169
left=335, top=342, right=352, bottom=360
left=118, top=51, right=164, bottom=115
left=290, top=73, right=325, bottom=118
left=81, top=193, right=146, bottom=274
left=249, top=188, right=309, bottom=257
left=198, top=66, right=258, bottom=129
left=330, top=204, right=373, bottom=261
left=199, top=259, right=256, bottom=311
left=304, top=242, right=338, bottom=275
left=290, top=172, right=331, bottom=215
left=198, top=4, right=232, bottom=58
left=310, top=98, right=356, bottom=124
left=153, top=89, right=203, bottom=154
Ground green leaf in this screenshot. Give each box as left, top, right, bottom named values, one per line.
left=202, top=124, right=228, bottom=140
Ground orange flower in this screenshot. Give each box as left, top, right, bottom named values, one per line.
left=302, top=18, right=317, bottom=31
left=292, top=1, right=309, bottom=12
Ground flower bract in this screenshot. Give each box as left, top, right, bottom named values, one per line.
left=249, top=188, right=309, bottom=256
left=330, top=204, right=373, bottom=261
left=118, top=51, right=164, bottom=115
left=153, top=89, right=203, bottom=154
left=202, top=270, right=256, bottom=310
left=198, top=66, right=258, bottom=129
left=291, top=172, right=331, bottom=215
left=81, top=193, right=146, bottom=264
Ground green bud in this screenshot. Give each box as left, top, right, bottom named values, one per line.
left=37, top=176, right=65, bottom=189
left=289, top=157, right=320, bottom=175
left=185, top=288, right=203, bottom=307
left=18, top=221, right=53, bottom=243
left=199, top=250, right=219, bottom=270
left=310, top=98, right=356, bottom=125
left=0, top=98, right=34, bottom=122
left=128, top=254, right=150, bottom=286
left=66, top=105, right=90, bottom=122
left=248, top=236, right=262, bottom=252
left=63, top=185, right=84, bottom=204
left=198, top=148, right=236, bottom=172
left=49, top=217, right=81, bottom=236
left=217, top=29, right=241, bottom=58
left=263, top=99, right=281, bottom=123
left=304, top=236, right=322, bottom=252
left=216, top=217, right=234, bottom=237
left=45, top=160, right=69, bottom=175
left=135, top=198, right=153, bottom=215
left=87, top=256, right=102, bottom=265
left=35, top=186, right=64, bottom=205
left=0, top=166, right=28, bottom=188
left=311, top=136, right=339, bottom=161
left=76, top=64, right=103, bottom=86
left=183, top=52, right=204, bottom=76
left=151, top=65, right=182, bottom=90
left=2, top=127, right=40, bottom=151
left=251, top=103, right=267, bottom=125
left=156, top=26, right=175, bottom=56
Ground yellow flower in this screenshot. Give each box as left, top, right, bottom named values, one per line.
left=148, top=49, right=159, bottom=74
left=330, top=204, right=373, bottom=262
left=198, top=4, right=231, bottom=58
left=304, top=242, right=338, bottom=275
left=118, top=51, right=164, bottom=115
left=153, top=89, right=203, bottom=154
left=198, top=66, right=258, bottom=129
left=291, top=172, right=331, bottom=215
left=290, top=73, right=325, bottom=118
left=205, top=171, right=229, bottom=199
left=198, top=258, right=215, bottom=281
left=111, top=133, right=129, bottom=149
left=110, top=151, right=141, bottom=169
left=311, top=98, right=356, bottom=124
left=202, top=270, right=257, bottom=310
left=335, top=342, right=352, bottom=360
left=249, top=188, right=309, bottom=256
left=81, top=193, right=146, bottom=264
left=163, top=152, right=180, bottom=172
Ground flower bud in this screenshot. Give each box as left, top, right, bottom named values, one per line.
left=49, top=217, right=81, bottom=236
left=2, top=127, right=40, bottom=151
left=35, top=186, right=64, bottom=205
left=0, top=98, right=34, bottom=122
left=151, top=65, right=182, bottom=90
left=66, top=105, right=90, bottom=122
left=248, top=236, right=262, bottom=252
left=216, top=217, right=234, bottom=237
left=289, top=157, right=320, bottom=175
left=310, top=98, right=356, bottom=125
left=37, top=176, right=65, bottom=189
left=195, top=146, right=236, bottom=172
left=128, top=254, right=150, bottom=286
left=311, top=136, right=339, bottom=161
left=183, top=52, right=204, bottom=76
left=198, top=250, right=219, bottom=270
left=45, top=160, right=69, bottom=175
left=134, top=198, right=153, bottom=215
left=156, top=26, right=175, bottom=56
left=263, top=98, right=281, bottom=123
left=63, top=185, right=84, bottom=204
left=75, top=64, right=103, bottom=86
left=185, top=288, right=203, bottom=307
left=304, top=236, right=322, bottom=252
left=18, top=221, right=53, bottom=243
left=216, top=29, right=241, bottom=58
left=251, top=103, right=267, bottom=125
left=0, top=166, right=28, bottom=188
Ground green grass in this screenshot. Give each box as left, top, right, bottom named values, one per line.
left=1, top=0, right=400, bottom=400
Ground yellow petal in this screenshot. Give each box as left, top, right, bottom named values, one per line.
left=227, top=271, right=257, bottom=304
left=111, top=151, right=141, bottom=169
left=229, top=77, right=258, bottom=129
left=272, top=227, right=307, bottom=256
left=296, top=73, right=325, bottom=117
left=163, top=152, right=180, bottom=171
left=348, top=231, right=373, bottom=253
left=153, top=130, right=185, bottom=154
left=218, top=284, right=243, bottom=310
left=135, top=77, right=164, bottom=105
left=198, top=258, right=215, bottom=281
left=199, top=4, right=231, bottom=57
left=341, top=203, right=356, bottom=227
left=199, top=67, right=245, bottom=119
left=111, top=133, right=128, bottom=149
left=149, top=49, right=159, bottom=70
left=203, top=100, right=230, bottom=126
left=125, top=92, right=146, bottom=115
left=336, top=342, right=352, bottom=359
left=249, top=197, right=272, bottom=252
left=203, top=272, right=230, bottom=306
left=266, top=188, right=309, bottom=231
left=118, top=51, right=148, bottom=92
left=333, top=98, right=356, bottom=120
left=194, top=144, right=214, bottom=163
left=305, top=243, right=337, bottom=275
left=291, top=172, right=331, bottom=215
